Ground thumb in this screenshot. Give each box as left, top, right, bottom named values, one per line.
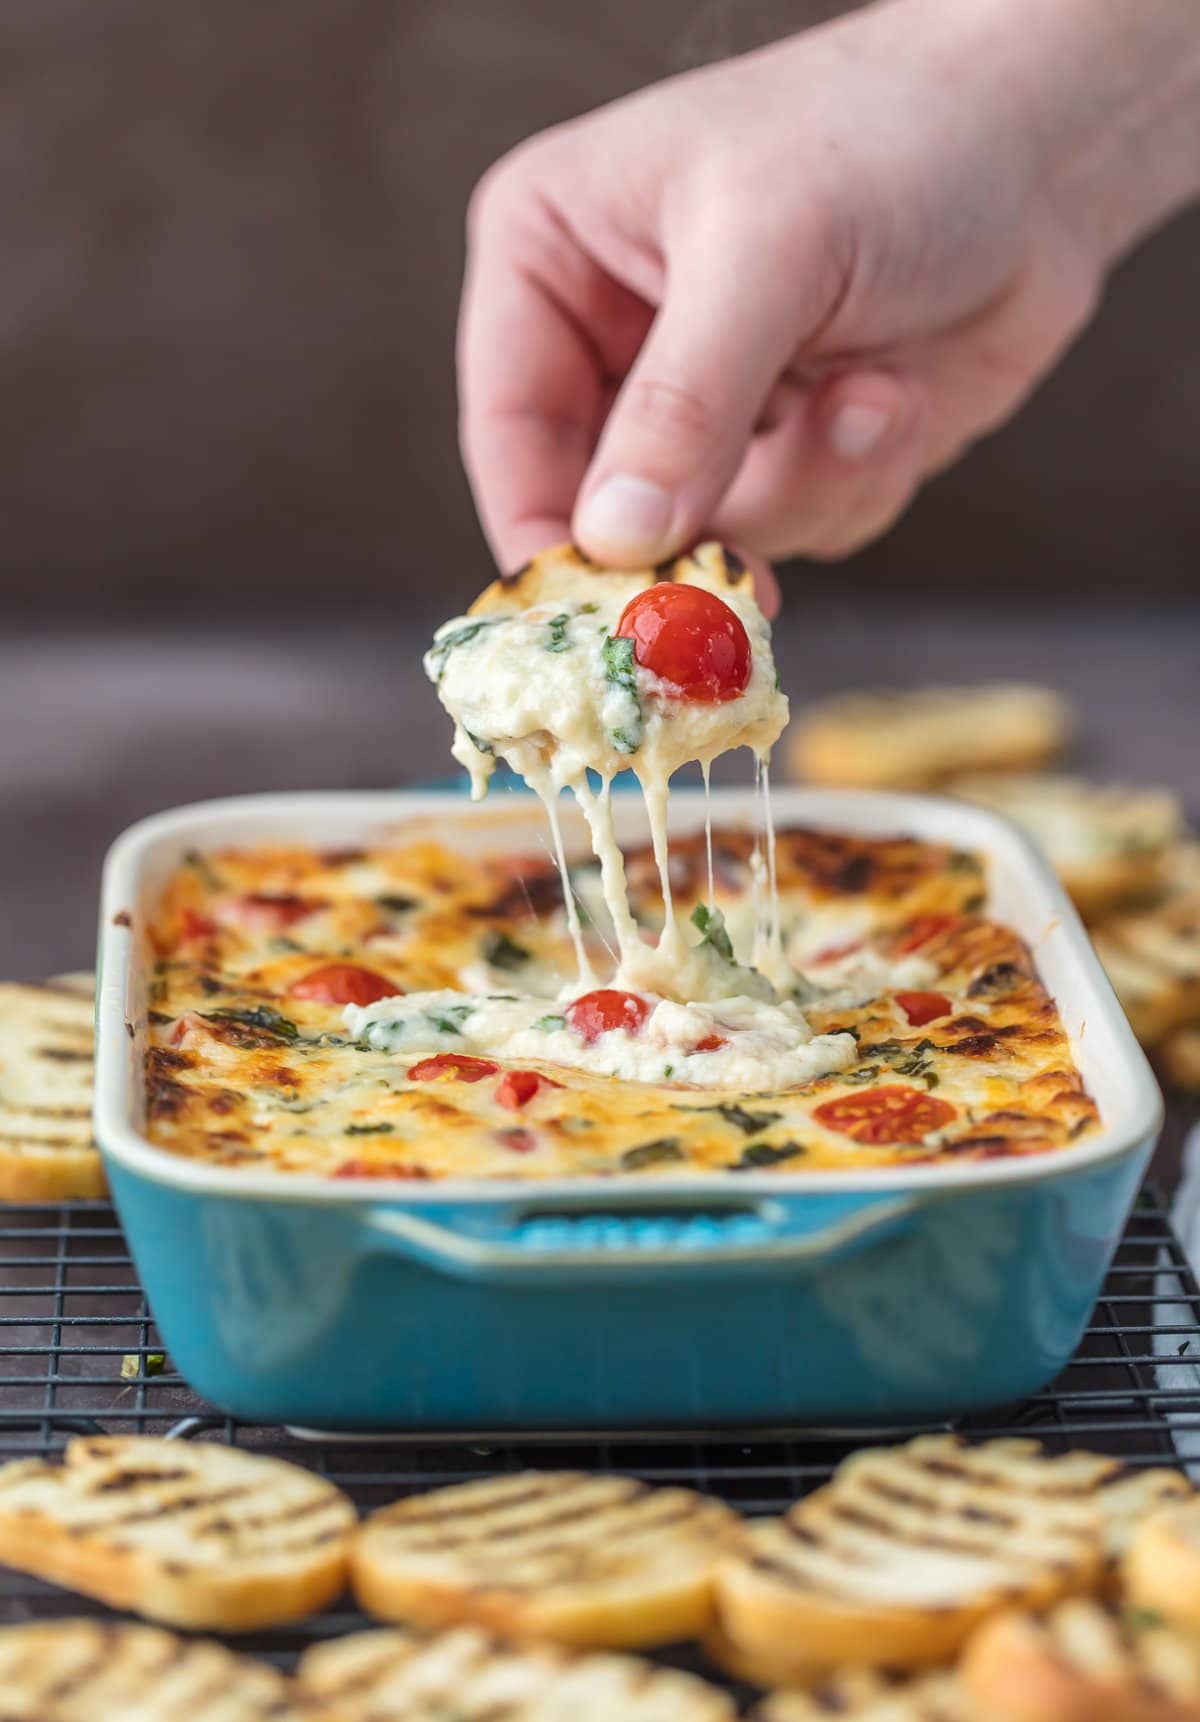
left=572, top=255, right=798, bottom=567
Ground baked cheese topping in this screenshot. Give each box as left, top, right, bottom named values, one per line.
left=142, top=827, right=1100, bottom=1179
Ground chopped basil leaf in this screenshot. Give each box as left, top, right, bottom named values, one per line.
left=663, top=1065, right=674, bottom=1079
left=532, top=1013, right=566, bottom=1031
left=690, top=902, right=734, bottom=962
left=376, top=894, right=417, bottom=914
left=601, top=633, right=644, bottom=754
left=345, top=1122, right=394, bottom=1135
left=620, top=1137, right=684, bottom=1171
left=840, top=1064, right=883, bottom=1085
left=546, top=613, right=571, bottom=652
left=580, top=600, right=599, bottom=613
left=963, top=892, right=986, bottom=913
left=711, top=1103, right=783, bottom=1135
left=202, top=1006, right=298, bottom=1041
left=481, top=929, right=532, bottom=971
left=734, top=1141, right=805, bottom=1170
left=426, top=618, right=494, bottom=682
left=269, top=935, right=305, bottom=954
left=427, top=1002, right=476, bottom=1036
left=1125, top=1607, right=1164, bottom=1633
left=182, top=848, right=224, bottom=891
left=947, top=849, right=979, bottom=874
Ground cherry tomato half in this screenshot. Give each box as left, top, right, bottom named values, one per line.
left=494, top=1069, right=561, bottom=1110
left=289, top=963, right=398, bottom=1007
left=221, top=893, right=324, bottom=932
left=565, top=989, right=651, bottom=1044
left=893, top=914, right=960, bottom=955
left=407, top=1053, right=499, bottom=1083
left=693, top=1033, right=728, bottom=1053
left=813, top=1084, right=956, bottom=1146
left=615, top=584, right=751, bottom=702
left=895, top=990, right=952, bottom=1027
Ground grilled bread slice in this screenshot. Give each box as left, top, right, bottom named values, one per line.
left=714, top=1436, right=1113, bottom=1672
left=0, top=981, right=105, bottom=1200
left=949, top=774, right=1183, bottom=921
left=701, top=1618, right=825, bottom=1690
left=753, top=1670, right=974, bottom=1721
left=788, top=685, right=1071, bottom=790
left=298, top=1624, right=737, bottom=1720
left=0, top=1434, right=355, bottom=1630
left=351, top=1470, right=739, bottom=1648
left=962, top=1598, right=1200, bottom=1722
left=1160, top=1024, right=1200, bottom=1093
left=0, top=1618, right=310, bottom=1720
left=1096, top=1468, right=1194, bottom=1567
left=1093, top=895, right=1200, bottom=1046
left=1125, top=1495, right=1200, bottom=1637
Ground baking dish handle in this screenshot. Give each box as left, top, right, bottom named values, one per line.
left=361, top=1191, right=927, bottom=1284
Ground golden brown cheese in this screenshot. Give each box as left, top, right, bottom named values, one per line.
left=143, top=828, right=1098, bottom=1180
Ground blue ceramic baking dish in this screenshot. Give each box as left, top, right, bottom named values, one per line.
left=94, top=788, right=1162, bottom=1432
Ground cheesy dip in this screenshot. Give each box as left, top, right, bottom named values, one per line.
left=143, top=826, right=1098, bottom=1179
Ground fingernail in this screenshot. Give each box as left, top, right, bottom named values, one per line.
left=575, top=475, right=674, bottom=559
left=828, top=401, right=893, bottom=462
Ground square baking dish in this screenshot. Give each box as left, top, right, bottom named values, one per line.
left=95, top=787, right=1162, bottom=1431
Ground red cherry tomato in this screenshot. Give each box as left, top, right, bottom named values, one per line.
left=179, top=908, right=218, bottom=941
left=222, top=893, right=324, bottom=932
left=895, top=990, right=952, bottom=1027
left=693, top=1034, right=728, bottom=1053
left=565, top=989, right=651, bottom=1044
left=813, top=1085, right=956, bottom=1146
left=893, top=914, right=960, bottom=955
left=615, top=584, right=752, bottom=702
left=407, top=1053, right=499, bottom=1083
left=494, top=1069, right=561, bottom=1110
left=496, top=1126, right=536, bottom=1153
left=289, top=963, right=398, bottom=1007
left=810, top=939, right=865, bottom=967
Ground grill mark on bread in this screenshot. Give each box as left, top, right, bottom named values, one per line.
left=387, top=1475, right=578, bottom=1530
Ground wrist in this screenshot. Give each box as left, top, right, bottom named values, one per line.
left=965, top=0, right=1200, bottom=268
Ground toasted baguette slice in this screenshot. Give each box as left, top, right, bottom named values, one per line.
left=753, top=1670, right=974, bottom=1721
left=0, top=1434, right=355, bottom=1630
left=0, top=981, right=105, bottom=1200
left=701, top=1618, right=825, bottom=1690
left=45, top=970, right=98, bottom=999
left=949, top=774, right=1184, bottom=921
left=298, top=1625, right=737, bottom=1720
left=962, top=1598, right=1200, bottom=1722
left=788, top=685, right=1071, bottom=790
left=715, top=1436, right=1113, bottom=1672
left=0, top=1619, right=309, bottom=1719
left=1160, top=1024, right=1200, bottom=1093
left=1096, top=1468, right=1195, bottom=1569
left=351, top=1470, right=739, bottom=1649
left=1093, top=895, right=1200, bottom=1046
left=468, top=539, right=756, bottom=618
left=1126, top=1496, right=1200, bottom=1637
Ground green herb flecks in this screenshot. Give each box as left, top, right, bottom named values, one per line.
left=840, top=1064, right=883, bottom=1086
left=532, top=1014, right=566, bottom=1031
left=481, top=930, right=532, bottom=971
left=733, top=1141, right=806, bottom=1171
left=1125, top=1607, right=1165, bottom=1633
left=345, top=1122, right=395, bottom=1136
left=709, top=1103, right=784, bottom=1136
left=426, top=618, right=494, bottom=683
left=202, top=1006, right=299, bottom=1041
left=269, top=935, right=305, bottom=955
left=427, top=1002, right=477, bottom=1036
left=580, top=601, right=599, bottom=614
left=464, top=729, right=495, bottom=756
left=690, top=902, right=734, bottom=962
left=546, top=613, right=571, bottom=652
left=376, top=894, right=417, bottom=915
left=621, top=1138, right=684, bottom=1171
left=182, top=848, right=224, bottom=891
left=601, top=633, right=644, bottom=755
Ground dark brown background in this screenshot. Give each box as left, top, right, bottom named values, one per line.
left=1, top=0, right=1198, bottom=976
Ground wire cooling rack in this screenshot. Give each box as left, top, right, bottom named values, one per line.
left=0, top=1187, right=1198, bottom=1676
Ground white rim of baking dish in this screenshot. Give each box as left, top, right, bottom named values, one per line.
left=94, top=787, right=1163, bottom=1203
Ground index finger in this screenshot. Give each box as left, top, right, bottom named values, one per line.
left=458, top=205, right=604, bottom=572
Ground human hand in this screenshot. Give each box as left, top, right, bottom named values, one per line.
left=458, top=0, right=1199, bottom=599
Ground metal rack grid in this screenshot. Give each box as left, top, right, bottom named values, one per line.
left=0, top=1188, right=1198, bottom=1679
